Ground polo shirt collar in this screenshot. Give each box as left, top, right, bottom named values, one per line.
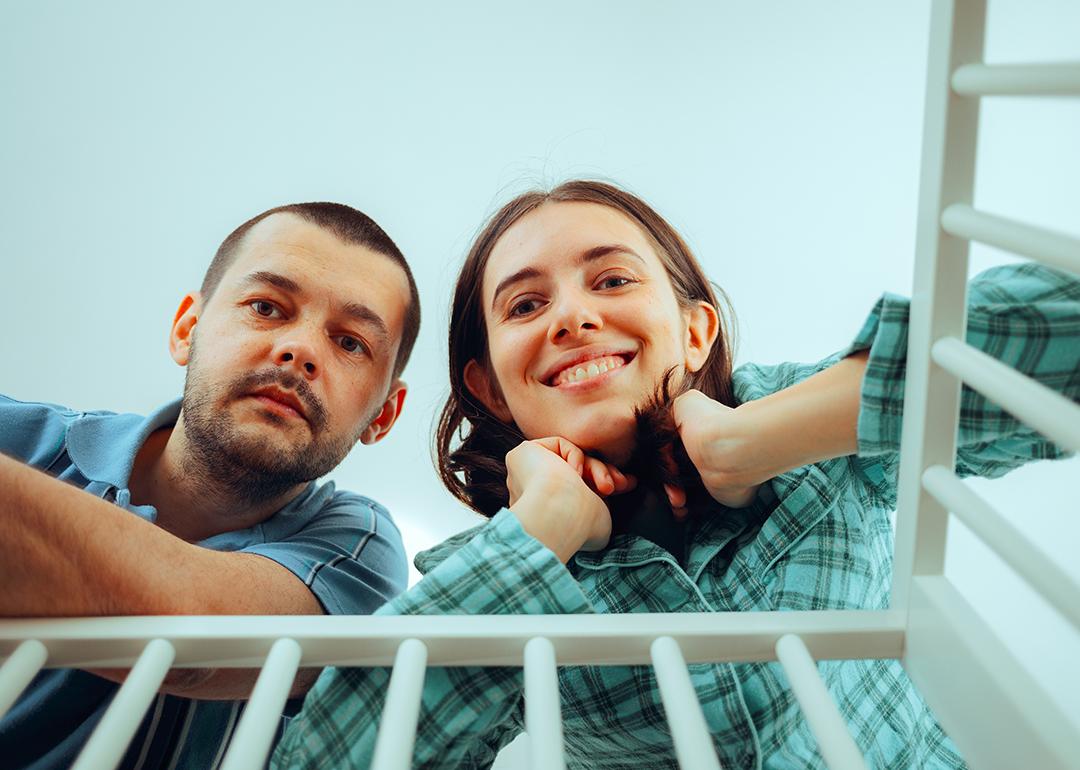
left=66, top=399, right=182, bottom=488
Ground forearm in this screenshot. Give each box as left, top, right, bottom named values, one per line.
left=734, top=350, right=868, bottom=483
left=0, top=453, right=321, bottom=617
left=89, top=665, right=322, bottom=700
left=0, top=453, right=194, bottom=616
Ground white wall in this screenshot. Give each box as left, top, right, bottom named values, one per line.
left=2, top=0, right=1077, bottom=743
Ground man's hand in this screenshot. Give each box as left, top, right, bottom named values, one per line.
left=506, top=437, right=635, bottom=562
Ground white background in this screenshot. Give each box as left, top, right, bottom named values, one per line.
left=2, top=0, right=1077, bottom=753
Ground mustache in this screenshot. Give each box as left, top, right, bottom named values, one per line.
left=624, top=368, right=709, bottom=509
left=227, top=368, right=327, bottom=431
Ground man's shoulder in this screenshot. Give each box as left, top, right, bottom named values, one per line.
left=0, top=394, right=115, bottom=467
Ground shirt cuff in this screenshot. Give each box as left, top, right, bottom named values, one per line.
left=384, top=508, right=593, bottom=617
left=843, top=292, right=911, bottom=459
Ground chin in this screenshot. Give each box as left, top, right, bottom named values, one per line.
left=562, top=415, right=637, bottom=466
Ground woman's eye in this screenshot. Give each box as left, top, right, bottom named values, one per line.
left=509, top=298, right=542, bottom=317
left=337, top=335, right=368, bottom=356
left=597, top=275, right=633, bottom=290
left=251, top=300, right=280, bottom=318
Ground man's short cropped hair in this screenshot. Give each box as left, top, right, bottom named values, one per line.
left=203, top=202, right=420, bottom=378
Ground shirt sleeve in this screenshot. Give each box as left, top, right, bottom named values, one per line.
left=271, top=508, right=594, bottom=769
left=243, top=493, right=409, bottom=616
left=845, top=263, right=1080, bottom=508
left=0, top=395, right=77, bottom=468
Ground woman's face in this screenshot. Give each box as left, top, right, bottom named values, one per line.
left=466, top=201, right=716, bottom=464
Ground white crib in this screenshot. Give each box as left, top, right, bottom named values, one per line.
left=2, top=1, right=1079, bottom=768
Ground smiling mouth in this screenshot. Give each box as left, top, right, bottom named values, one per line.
left=547, top=353, right=634, bottom=387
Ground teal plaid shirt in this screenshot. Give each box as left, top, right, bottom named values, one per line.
left=273, top=264, right=1080, bottom=769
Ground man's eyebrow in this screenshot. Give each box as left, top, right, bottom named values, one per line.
left=341, top=301, right=390, bottom=346
left=489, top=243, right=645, bottom=311
left=239, top=270, right=303, bottom=294
left=240, top=270, right=390, bottom=347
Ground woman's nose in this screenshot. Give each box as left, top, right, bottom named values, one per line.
left=548, top=293, right=603, bottom=343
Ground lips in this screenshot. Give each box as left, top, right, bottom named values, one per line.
left=541, top=347, right=636, bottom=387
left=249, top=387, right=307, bottom=421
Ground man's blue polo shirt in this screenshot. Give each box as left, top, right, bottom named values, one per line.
left=0, top=394, right=410, bottom=769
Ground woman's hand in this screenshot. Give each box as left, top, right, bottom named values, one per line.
left=669, top=389, right=763, bottom=511
left=506, top=437, right=635, bottom=562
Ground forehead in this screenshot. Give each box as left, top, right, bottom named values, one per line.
left=484, top=201, right=663, bottom=294
left=221, top=212, right=411, bottom=332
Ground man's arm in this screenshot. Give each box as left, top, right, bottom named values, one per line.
left=0, top=452, right=324, bottom=698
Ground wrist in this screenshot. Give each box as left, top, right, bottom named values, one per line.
left=510, top=485, right=590, bottom=563
left=730, top=399, right=807, bottom=483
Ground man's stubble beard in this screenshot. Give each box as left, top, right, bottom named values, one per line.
left=179, top=341, right=368, bottom=507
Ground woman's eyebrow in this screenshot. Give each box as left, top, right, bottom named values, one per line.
left=489, top=244, right=646, bottom=311
left=491, top=267, right=543, bottom=311
left=576, top=243, right=646, bottom=268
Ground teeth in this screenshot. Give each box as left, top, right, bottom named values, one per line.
left=554, top=355, right=627, bottom=386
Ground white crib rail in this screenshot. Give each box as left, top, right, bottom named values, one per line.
left=1, top=1, right=1078, bottom=768
left=889, top=0, right=1080, bottom=768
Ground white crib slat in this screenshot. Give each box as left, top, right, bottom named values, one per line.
left=524, top=637, right=566, bottom=770
left=72, top=638, right=175, bottom=770
left=922, top=466, right=1080, bottom=629
left=775, top=635, right=868, bottom=770
left=219, top=638, right=303, bottom=770
left=940, top=204, right=1080, bottom=276
left=930, top=336, right=1080, bottom=454
left=371, top=638, right=428, bottom=770
left=0, top=639, right=48, bottom=720
left=650, top=637, right=722, bottom=770
left=951, top=62, right=1080, bottom=96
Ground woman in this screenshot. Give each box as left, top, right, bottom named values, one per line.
left=273, top=181, right=1079, bottom=769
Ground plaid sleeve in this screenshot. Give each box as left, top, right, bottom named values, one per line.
left=845, top=263, right=1080, bottom=508
left=272, top=508, right=594, bottom=769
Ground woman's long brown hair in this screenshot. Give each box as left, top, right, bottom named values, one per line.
left=435, top=180, right=737, bottom=517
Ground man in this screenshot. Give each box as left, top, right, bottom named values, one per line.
left=0, top=202, right=420, bottom=768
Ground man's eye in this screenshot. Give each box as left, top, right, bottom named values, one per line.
left=251, top=300, right=280, bottom=318
left=337, top=335, right=368, bottom=356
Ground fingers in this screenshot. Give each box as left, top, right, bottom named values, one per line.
left=664, top=483, right=689, bottom=521
left=526, top=437, right=637, bottom=497
left=532, top=436, right=584, bottom=476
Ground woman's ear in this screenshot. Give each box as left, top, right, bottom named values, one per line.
left=169, top=293, right=202, bottom=366
left=463, top=359, right=514, bottom=423
left=684, top=300, right=720, bottom=373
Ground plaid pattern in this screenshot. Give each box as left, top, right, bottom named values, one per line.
left=273, top=264, right=1080, bottom=769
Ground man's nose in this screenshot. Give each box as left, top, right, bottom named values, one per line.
left=270, top=335, right=320, bottom=379
left=548, top=292, right=603, bottom=343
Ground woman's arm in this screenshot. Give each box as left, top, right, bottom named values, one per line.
left=673, top=350, right=868, bottom=506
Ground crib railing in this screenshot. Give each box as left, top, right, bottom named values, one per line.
left=2, top=0, right=1079, bottom=767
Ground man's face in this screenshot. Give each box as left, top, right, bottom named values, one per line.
left=175, top=213, right=411, bottom=498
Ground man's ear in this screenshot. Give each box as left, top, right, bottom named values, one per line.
left=169, top=293, right=202, bottom=366
left=360, top=380, right=408, bottom=445
left=463, top=359, right=513, bottom=423
left=684, top=300, right=720, bottom=373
